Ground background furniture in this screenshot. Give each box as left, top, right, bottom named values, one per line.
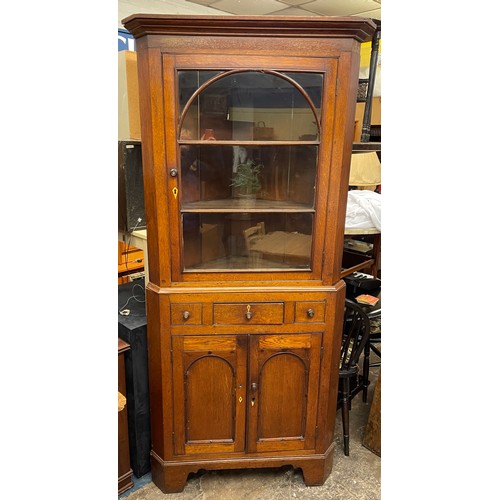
left=337, top=299, right=372, bottom=456
left=345, top=279, right=381, bottom=402
left=118, top=338, right=134, bottom=495
left=248, top=229, right=311, bottom=266
left=342, top=227, right=381, bottom=279
left=342, top=147, right=381, bottom=279
left=118, top=240, right=145, bottom=284
left=123, top=13, right=376, bottom=493
left=118, top=140, right=147, bottom=233
left=118, top=229, right=148, bottom=284
left=118, top=278, right=151, bottom=478
left=118, top=139, right=147, bottom=284
left=344, top=20, right=381, bottom=279
left=359, top=20, right=381, bottom=143
left=366, top=305, right=381, bottom=368
left=363, top=372, right=381, bottom=457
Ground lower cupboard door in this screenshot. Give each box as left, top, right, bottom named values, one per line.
left=247, top=333, right=322, bottom=453
left=171, top=335, right=247, bottom=455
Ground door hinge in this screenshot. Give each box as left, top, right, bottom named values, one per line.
left=335, top=77, right=339, bottom=95
left=320, top=346, right=324, bottom=360
left=172, top=432, right=175, bottom=446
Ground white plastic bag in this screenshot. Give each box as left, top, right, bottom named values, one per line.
left=345, top=190, right=381, bottom=231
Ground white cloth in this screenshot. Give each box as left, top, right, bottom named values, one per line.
left=345, top=190, right=381, bottom=231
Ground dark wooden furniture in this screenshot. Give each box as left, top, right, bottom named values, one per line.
left=345, top=281, right=381, bottom=403
left=359, top=20, right=381, bottom=143
left=122, top=14, right=376, bottom=493
left=367, top=310, right=381, bottom=367
left=341, top=228, right=381, bottom=279
left=337, top=299, right=371, bottom=456
left=363, top=372, right=381, bottom=457
left=118, top=338, right=134, bottom=495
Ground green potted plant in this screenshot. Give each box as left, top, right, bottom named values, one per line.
left=230, top=158, right=263, bottom=206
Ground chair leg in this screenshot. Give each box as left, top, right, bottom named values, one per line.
left=341, top=378, right=350, bottom=456
left=369, top=341, right=381, bottom=367
left=370, top=343, right=381, bottom=359
left=362, top=341, right=370, bottom=403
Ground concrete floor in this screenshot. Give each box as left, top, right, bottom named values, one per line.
left=120, top=364, right=381, bottom=500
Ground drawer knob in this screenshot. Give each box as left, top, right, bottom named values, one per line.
left=307, top=308, right=315, bottom=318
left=245, top=304, right=253, bottom=320
left=169, top=168, right=178, bottom=177
left=251, top=382, right=257, bottom=391
left=182, top=311, right=190, bottom=320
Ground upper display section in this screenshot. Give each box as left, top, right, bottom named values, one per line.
left=122, top=14, right=376, bottom=43
left=123, top=14, right=373, bottom=284
left=179, top=70, right=322, bottom=142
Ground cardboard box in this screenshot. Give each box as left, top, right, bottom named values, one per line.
left=118, top=51, right=141, bottom=140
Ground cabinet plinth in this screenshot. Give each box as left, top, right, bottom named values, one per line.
left=123, top=13, right=376, bottom=493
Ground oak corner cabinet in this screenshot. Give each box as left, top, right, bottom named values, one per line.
left=122, top=14, right=376, bottom=494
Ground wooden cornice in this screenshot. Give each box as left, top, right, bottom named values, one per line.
left=122, top=14, right=377, bottom=43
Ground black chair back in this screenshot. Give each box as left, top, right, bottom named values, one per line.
left=339, top=299, right=372, bottom=377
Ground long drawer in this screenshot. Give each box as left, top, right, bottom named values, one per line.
left=213, top=302, right=284, bottom=325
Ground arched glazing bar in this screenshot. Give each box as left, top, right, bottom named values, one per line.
left=178, top=69, right=322, bottom=141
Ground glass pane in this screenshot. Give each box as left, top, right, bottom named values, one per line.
left=178, top=70, right=323, bottom=141
left=182, top=213, right=313, bottom=271
left=180, top=145, right=318, bottom=208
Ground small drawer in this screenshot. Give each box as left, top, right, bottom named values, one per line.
left=295, top=301, right=326, bottom=323
left=213, top=302, right=284, bottom=325
left=171, top=303, right=202, bottom=325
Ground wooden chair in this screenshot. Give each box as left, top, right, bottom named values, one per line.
left=343, top=277, right=381, bottom=404
left=243, top=222, right=265, bottom=262
left=337, top=298, right=372, bottom=456
left=361, top=307, right=381, bottom=403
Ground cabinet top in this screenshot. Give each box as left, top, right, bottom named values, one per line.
left=122, top=14, right=376, bottom=43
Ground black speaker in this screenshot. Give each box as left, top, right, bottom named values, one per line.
left=118, top=140, right=147, bottom=232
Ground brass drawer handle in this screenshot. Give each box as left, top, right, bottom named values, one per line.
left=307, top=308, right=315, bottom=318
left=182, top=311, right=190, bottom=320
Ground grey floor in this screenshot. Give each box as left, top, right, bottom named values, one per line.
left=120, top=363, right=381, bottom=500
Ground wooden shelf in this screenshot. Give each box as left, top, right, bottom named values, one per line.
left=352, top=142, right=381, bottom=152
left=340, top=258, right=375, bottom=279
left=179, top=140, right=319, bottom=146
left=182, top=199, right=314, bottom=213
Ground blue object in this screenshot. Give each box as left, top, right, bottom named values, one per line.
left=119, top=29, right=135, bottom=52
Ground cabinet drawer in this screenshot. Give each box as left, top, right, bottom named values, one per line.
left=171, top=303, right=202, bottom=325
left=295, top=301, right=326, bottom=323
left=214, top=302, right=284, bottom=325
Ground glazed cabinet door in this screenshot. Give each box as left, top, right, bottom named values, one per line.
left=165, top=54, right=336, bottom=283
left=247, top=333, right=322, bottom=453
left=171, top=335, right=247, bottom=455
